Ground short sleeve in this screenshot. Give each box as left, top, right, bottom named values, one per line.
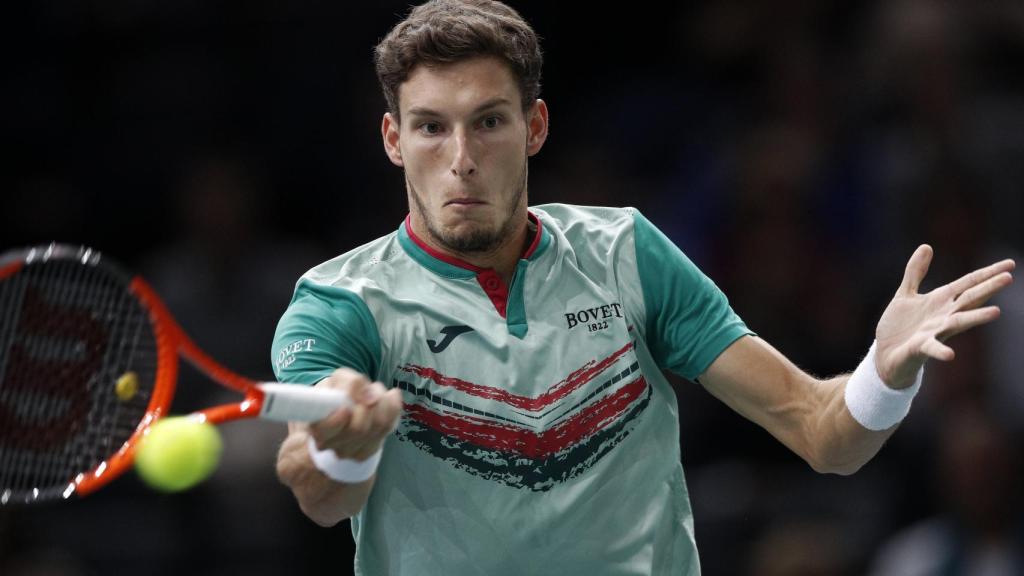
left=633, top=211, right=752, bottom=380
left=270, top=279, right=382, bottom=385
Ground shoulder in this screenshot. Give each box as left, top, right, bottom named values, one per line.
left=300, top=231, right=403, bottom=293
left=273, top=235, right=394, bottom=381
left=530, top=204, right=646, bottom=288
left=531, top=203, right=640, bottom=249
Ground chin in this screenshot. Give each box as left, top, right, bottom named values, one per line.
left=439, top=223, right=503, bottom=254
left=440, top=213, right=492, bottom=233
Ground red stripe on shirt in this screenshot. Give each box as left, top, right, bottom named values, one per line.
left=400, top=341, right=634, bottom=411
left=404, top=375, right=647, bottom=458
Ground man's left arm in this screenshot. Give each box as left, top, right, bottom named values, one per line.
left=699, top=245, right=1015, bottom=475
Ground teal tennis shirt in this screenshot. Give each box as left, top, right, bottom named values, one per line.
left=272, top=204, right=751, bottom=575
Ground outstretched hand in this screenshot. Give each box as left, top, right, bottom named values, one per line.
left=874, top=245, right=1015, bottom=389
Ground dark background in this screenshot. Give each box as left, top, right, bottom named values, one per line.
left=3, top=1, right=1023, bottom=574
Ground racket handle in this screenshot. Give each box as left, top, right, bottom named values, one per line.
left=257, top=383, right=353, bottom=422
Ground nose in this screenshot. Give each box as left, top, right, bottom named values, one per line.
left=449, top=128, right=477, bottom=178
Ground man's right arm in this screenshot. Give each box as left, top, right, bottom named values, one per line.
left=276, top=368, right=402, bottom=526
left=271, top=280, right=395, bottom=526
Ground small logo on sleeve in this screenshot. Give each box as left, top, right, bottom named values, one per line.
left=276, top=338, right=316, bottom=371
left=427, top=325, right=474, bottom=353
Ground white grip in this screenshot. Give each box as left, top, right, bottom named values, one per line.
left=257, top=383, right=352, bottom=422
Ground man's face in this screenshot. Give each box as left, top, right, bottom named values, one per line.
left=382, top=56, right=547, bottom=255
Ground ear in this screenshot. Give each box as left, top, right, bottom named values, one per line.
left=382, top=112, right=404, bottom=167
left=526, top=99, right=549, bottom=157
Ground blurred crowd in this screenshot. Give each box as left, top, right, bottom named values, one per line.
left=3, top=1, right=1023, bottom=574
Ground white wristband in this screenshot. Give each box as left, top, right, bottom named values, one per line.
left=306, top=438, right=382, bottom=484
left=844, top=341, right=923, bottom=431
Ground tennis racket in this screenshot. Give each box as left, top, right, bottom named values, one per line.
left=0, top=243, right=351, bottom=506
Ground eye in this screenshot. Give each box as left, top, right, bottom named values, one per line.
left=419, top=122, right=442, bottom=135
left=481, top=115, right=502, bottom=129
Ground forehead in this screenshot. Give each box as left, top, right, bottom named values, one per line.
left=398, top=56, right=520, bottom=116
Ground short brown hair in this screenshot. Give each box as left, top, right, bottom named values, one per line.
left=373, top=0, right=543, bottom=120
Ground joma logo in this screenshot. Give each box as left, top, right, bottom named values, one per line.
left=427, top=325, right=474, bottom=353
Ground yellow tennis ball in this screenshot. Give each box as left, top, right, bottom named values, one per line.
left=134, top=416, right=222, bottom=492
left=115, top=371, right=139, bottom=401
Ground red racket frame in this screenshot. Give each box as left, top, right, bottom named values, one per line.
left=71, top=276, right=271, bottom=496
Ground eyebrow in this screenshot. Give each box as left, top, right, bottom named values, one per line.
left=405, top=97, right=513, bottom=119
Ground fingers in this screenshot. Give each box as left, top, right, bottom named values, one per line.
left=921, top=337, right=955, bottom=362
left=310, top=399, right=400, bottom=459
left=308, top=368, right=403, bottom=460
left=954, top=270, right=1014, bottom=311
left=899, top=244, right=933, bottom=295
left=883, top=251, right=1014, bottom=374
left=308, top=406, right=353, bottom=448
left=940, top=306, right=1002, bottom=340
left=344, top=384, right=395, bottom=435
left=919, top=306, right=999, bottom=361
left=945, top=258, right=1016, bottom=299
left=375, top=389, right=403, bottom=434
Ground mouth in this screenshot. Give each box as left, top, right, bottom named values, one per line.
left=445, top=198, right=487, bottom=207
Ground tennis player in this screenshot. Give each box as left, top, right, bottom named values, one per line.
left=271, top=1, right=1015, bottom=574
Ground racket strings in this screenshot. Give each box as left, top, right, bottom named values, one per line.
left=43, top=260, right=114, bottom=495
left=2, top=259, right=95, bottom=501
left=18, top=258, right=95, bottom=498
left=0, top=267, right=31, bottom=502
left=0, top=258, right=157, bottom=504
left=79, top=268, right=155, bottom=478
left=40, top=258, right=93, bottom=488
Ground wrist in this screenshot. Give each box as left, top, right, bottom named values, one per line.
left=873, top=340, right=923, bottom=390
left=306, top=438, right=382, bottom=484
left=844, top=340, right=923, bottom=431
